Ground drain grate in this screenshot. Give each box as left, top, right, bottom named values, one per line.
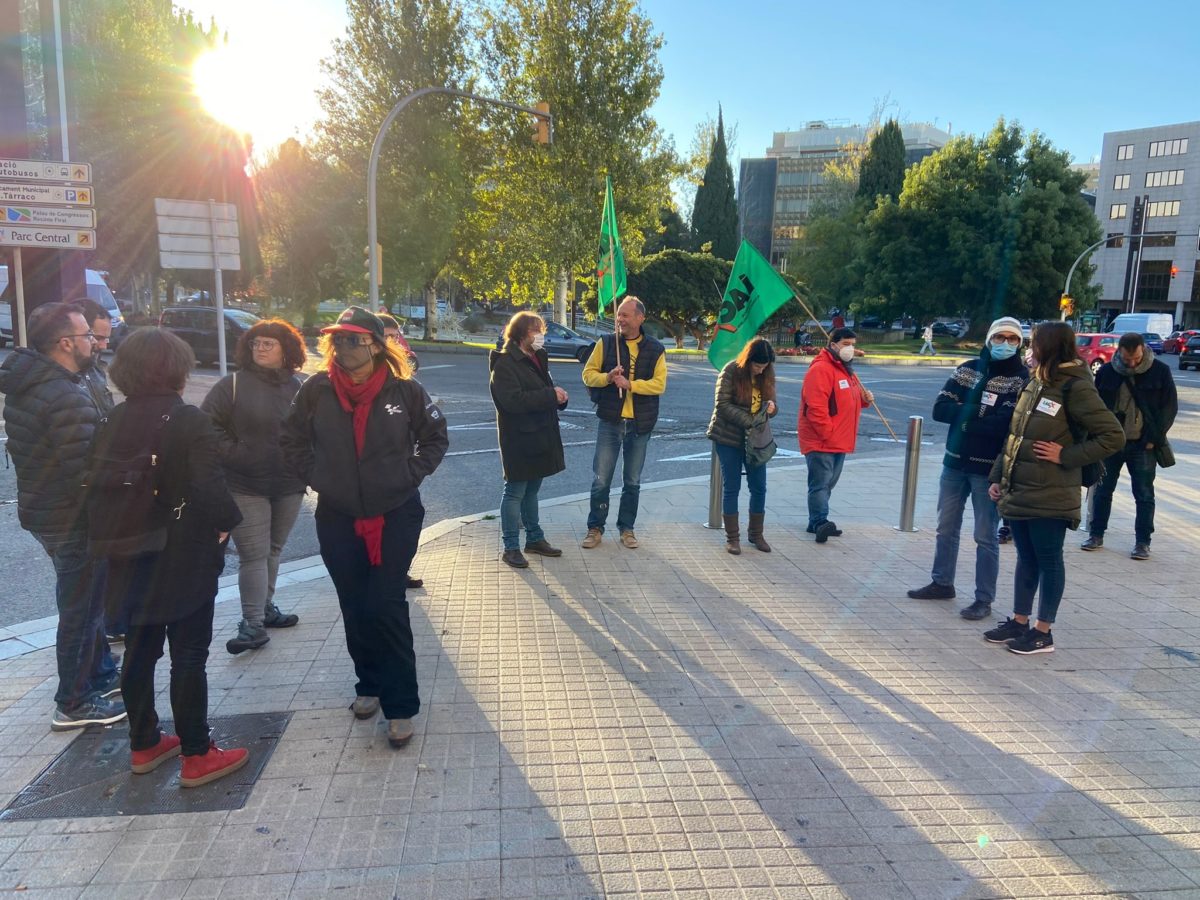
left=1, top=711, right=292, bottom=820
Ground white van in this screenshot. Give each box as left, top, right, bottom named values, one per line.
left=1108, top=313, right=1173, bottom=339
left=0, top=267, right=124, bottom=348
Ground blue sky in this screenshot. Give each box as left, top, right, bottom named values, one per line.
left=185, top=0, right=1199, bottom=169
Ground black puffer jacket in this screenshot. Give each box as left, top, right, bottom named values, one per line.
left=201, top=365, right=307, bottom=498
left=280, top=370, right=449, bottom=518
left=489, top=344, right=566, bottom=483
left=705, top=360, right=777, bottom=448
left=0, top=348, right=99, bottom=544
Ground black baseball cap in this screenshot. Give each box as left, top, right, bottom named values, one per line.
left=321, top=306, right=385, bottom=341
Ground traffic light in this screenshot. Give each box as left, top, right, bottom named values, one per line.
left=363, top=243, right=382, bottom=286
left=1059, top=293, right=1074, bottom=318
left=1171, top=265, right=1178, bottom=279
left=532, top=102, right=551, bottom=145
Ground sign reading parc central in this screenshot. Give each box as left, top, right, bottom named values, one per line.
left=0, top=224, right=94, bottom=248
left=0, top=157, right=96, bottom=250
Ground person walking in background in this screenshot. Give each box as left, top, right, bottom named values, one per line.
left=907, top=317, right=1029, bottom=620
left=985, top=322, right=1123, bottom=655
left=95, top=329, right=248, bottom=786
left=202, top=320, right=308, bottom=655
left=489, top=311, right=568, bottom=568
left=580, top=296, right=667, bottom=550
left=706, top=338, right=778, bottom=554
left=1082, top=332, right=1177, bottom=561
left=282, top=307, right=448, bottom=748
left=919, top=323, right=936, bottom=356
left=798, top=327, right=873, bottom=543
left=0, top=302, right=123, bottom=731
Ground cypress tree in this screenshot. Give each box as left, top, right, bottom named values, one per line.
left=857, top=119, right=907, bottom=202
left=691, top=107, right=739, bottom=260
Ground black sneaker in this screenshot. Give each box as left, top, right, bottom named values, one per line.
left=94, top=668, right=122, bottom=699
left=226, top=620, right=269, bottom=655
left=1080, top=535, right=1104, bottom=552
left=984, top=617, right=1029, bottom=644
left=1008, top=629, right=1054, bottom=655
left=959, top=600, right=992, bottom=621
left=814, top=521, right=838, bottom=544
left=51, top=696, right=127, bottom=732
left=996, top=525, right=1011, bottom=545
left=1131, top=543, right=1150, bottom=561
left=263, top=603, right=299, bottom=628
left=907, top=582, right=956, bottom=600
left=806, top=522, right=843, bottom=537
left=105, top=632, right=125, bottom=645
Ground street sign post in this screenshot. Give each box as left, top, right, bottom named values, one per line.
left=0, top=223, right=95, bottom=249
left=0, top=158, right=91, bottom=183
left=0, top=182, right=92, bottom=206
left=155, top=197, right=242, bottom=375
left=1, top=204, right=95, bottom=228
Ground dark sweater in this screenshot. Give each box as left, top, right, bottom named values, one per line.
left=932, top=350, right=1029, bottom=476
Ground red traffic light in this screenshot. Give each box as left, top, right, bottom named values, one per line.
left=1171, top=265, right=1178, bottom=279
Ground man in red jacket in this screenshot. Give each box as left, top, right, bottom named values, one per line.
left=798, top=327, right=874, bottom=543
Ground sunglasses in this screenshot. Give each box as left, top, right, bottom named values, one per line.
left=331, top=333, right=374, bottom=348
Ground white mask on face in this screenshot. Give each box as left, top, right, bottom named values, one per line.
left=837, top=344, right=855, bottom=363
left=531, top=332, right=545, bottom=351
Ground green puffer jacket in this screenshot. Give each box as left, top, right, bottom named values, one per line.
left=705, top=360, right=777, bottom=448
left=989, top=360, right=1124, bottom=528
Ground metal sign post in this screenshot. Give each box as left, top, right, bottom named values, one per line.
left=895, top=416, right=923, bottom=533
left=13, top=247, right=26, bottom=348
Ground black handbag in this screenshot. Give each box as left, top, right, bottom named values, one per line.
left=745, top=415, right=777, bottom=466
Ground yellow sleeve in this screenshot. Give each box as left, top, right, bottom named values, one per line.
left=581, top=340, right=609, bottom=389
left=631, top=352, right=667, bottom=396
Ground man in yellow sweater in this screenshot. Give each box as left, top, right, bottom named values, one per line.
left=580, top=297, right=668, bottom=549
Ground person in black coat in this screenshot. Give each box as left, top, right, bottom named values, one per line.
left=1083, top=332, right=1179, bottom=560
left=489, top=311, right=568, bottom=569
left=98, top=328, right=248, bottom=787
left=281, top=306, right=448, bottom=749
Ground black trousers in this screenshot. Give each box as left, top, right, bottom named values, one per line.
left=316, top=495, right=424, bottom=720
left=117, top=555, right=214, bottom=756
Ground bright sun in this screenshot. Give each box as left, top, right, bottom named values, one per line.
left=191, top=46, right=266, bottom=143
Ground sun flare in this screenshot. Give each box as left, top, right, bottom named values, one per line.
left=191, top=46, right=264, bottom=142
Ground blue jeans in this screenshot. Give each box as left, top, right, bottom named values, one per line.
left=805, top=451, right=845, bottom=530
left=931, top=467, right=1000, bottom=605
left=714, top=442, right=767, bottom=515
left=36, top=533, right=116, bottom=709
left=587, top=419, right=652, bottom=533
left=1088, top=446, right=1156, bottom=544
left=1009, top=518, right=1069, bottom=624
left=501, top=477, right=546, bottom=550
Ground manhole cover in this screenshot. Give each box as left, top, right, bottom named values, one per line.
left=1, top=711, right=292, bottom=820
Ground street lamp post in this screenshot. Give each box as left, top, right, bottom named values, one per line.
left=366, top=87, right=553, bottom=314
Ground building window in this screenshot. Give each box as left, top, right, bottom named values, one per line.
left=1106, top=232, right=1124, bottom=248
left=1148, top=138, right=1189, bottom=157
left=1116, top=144, right=1134, bottom=160
left=1145, top=169, right=1185, bottom=187
left=1136, top=260, right=1173, bottom=303
left=1147, top=200, right=1181, bottom=217
left=1112, top=173, right=1130, bottom=190
left=1193, top=261, right=1200, bottom=305
left=1142, top=232, right=1176, bottom=248
left=1109, top=203, right=1127, bottom=219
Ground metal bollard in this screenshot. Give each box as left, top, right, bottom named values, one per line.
left=895, top=415, right=923, bottom=532
left=704, top=445, right=723, bottom=529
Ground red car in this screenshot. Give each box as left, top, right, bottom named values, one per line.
left=1076, top=333, right=1120, bottom=375
left=1164, top=330, right=1200, bottom=354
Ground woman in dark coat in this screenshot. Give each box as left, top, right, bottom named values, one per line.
left=202, top=319, right=307, bottom=655
left=705, top=338, right=778, bottom=554
left=96, top=329, right=247, bottom=787
left=489, top=311, right=568, bottom=569
left=985, top=322, right=1124, bottom=655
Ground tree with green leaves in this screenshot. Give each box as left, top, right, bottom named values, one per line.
left=626, top=249, right=730, bottom=348
left=690, top=107, right=738, bottom=259
left=678, top=112, right=738, bottom=228
left=856, top=118, right=906, bottom=203
left=641, top=205, right=692, bottom=255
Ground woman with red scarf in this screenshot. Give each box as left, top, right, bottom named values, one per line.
left=281, top=307, right=448, bottom=747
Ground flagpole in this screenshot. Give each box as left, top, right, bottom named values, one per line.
left=609, top=226, right=624, bottom=399
left=792, top=293, right=899, bottom=442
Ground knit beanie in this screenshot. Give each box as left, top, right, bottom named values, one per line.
left=985, top=316, right=1023, bottom=344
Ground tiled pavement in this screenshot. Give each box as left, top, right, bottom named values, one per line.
left=1, top=449, right=1199, bottom=899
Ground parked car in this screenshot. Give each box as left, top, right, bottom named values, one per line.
left=1180, top=336, right=1200, bottom=371
left=854, top=315, right=885, bottom=330
left=1141, top=333, right=1165, bottom=354
left=931, top=321, right=964, bottom=338
left=494, top=320, right=595, bottom=362
left=1075, top=333, right=1121, bottom=375
left=1163, top=330, right=1200, bottom=354
left=159, top=306, right=259, bottom=367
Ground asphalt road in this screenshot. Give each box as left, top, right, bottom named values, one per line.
left=3, top=347, right=1199, bottom=626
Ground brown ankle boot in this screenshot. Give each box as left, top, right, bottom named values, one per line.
left=747, top=513, right=771, bottom=552
left=722, top=514, right=741, bottom=554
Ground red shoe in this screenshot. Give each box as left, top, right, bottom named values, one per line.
left=179, top=742, right=250, bottom=788
left=130, top=733, right=182, bottom=774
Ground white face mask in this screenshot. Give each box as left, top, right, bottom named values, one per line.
left=531, top=332, right=545, bottom=351
left=837, top=344, right=855, bottom=363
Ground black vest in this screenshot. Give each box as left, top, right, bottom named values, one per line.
left=594, top=331, right=664, bottom=434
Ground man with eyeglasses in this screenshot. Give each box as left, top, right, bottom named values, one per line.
left=0, top=302, right=125, bottom=730
left=74, top=299, right=115, bottom=415
left=907, top=317, right=1030, bottom=621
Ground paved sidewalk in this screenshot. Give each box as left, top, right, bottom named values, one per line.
left=1, top=450, right=1199, bottom=898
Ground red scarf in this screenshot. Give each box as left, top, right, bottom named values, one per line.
left=329, top=362, right=389, bottom=565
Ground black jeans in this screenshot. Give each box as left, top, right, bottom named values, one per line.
left=1009, top=518, right=1069, bottom=625
left=316, top=495, right=424, bottom=720
left=1089, top=445, right=1157, bottom=544
left=118, top=555, right=214, bottom=756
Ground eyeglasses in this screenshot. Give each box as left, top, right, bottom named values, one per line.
left=331, top=333, right=373, bottom=348
left=62, top=332, right=97, bottom=343
left=250, top=339, right=280, bottom=351
left=990, top=334, right=1022, bottom=346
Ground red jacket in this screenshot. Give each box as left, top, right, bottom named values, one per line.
left=798, top=348, right=870, bottom=454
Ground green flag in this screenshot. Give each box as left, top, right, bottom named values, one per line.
left=595, top=176, right=626, bottom=317
left=708, top=239, right=795, bottom=371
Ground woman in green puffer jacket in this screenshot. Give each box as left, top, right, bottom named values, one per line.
left=984, top=322, right=1123, bottom=656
